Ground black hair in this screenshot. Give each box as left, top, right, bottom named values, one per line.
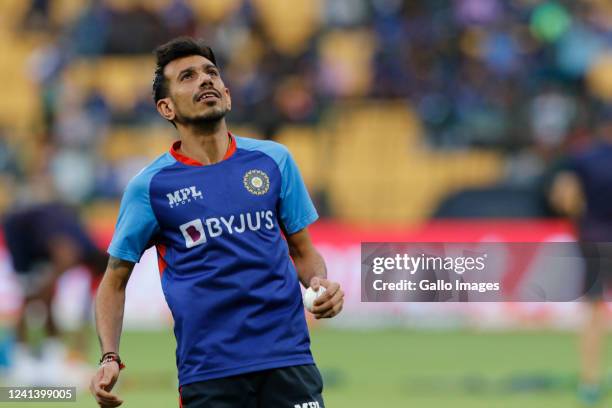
left=152, top=37, right=217, bottom=103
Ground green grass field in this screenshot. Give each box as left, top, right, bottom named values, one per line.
left=9, top=328, right=612, bottom=407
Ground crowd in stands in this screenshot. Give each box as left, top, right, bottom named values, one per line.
left=1, top=0, right=610, bottom=218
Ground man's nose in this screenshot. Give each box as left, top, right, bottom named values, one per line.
left=199, top=72, right=213, bottom=87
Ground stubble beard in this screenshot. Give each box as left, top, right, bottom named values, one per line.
left=177, top=107, right=228, bottom=126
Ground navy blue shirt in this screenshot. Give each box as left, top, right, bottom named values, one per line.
left=568, top=141, right=612, bottom=242
left=108, top=135, right=319, bottom=386
left=2, top=202, right=98, bottom=273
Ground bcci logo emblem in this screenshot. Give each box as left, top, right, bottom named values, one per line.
left=243, top=169, right=270, bottom=195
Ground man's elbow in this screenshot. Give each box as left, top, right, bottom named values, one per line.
left=98, top=272, right=130, bottom=293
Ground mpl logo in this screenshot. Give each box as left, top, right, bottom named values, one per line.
left=167, top=186, right=203, bottom=208
left=294, top=402, right=320, bottom=408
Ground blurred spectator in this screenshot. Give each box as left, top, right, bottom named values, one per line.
left=324, top=0, right=369, bottom=27
left=529, top=88, right=577, bottom=149
left=160, top=0, right=197, bottom=38
left=53, top=82, right=99, bottom=148
left=0, top=128, right=22, bottom=180
left=27, top=34, right=70, bottom=133
left=105, top=4, right=169, bottom=55
left=49, top=149, right=96, bottom=204
left=70, top=0, right=111, bottom=56
left=21, top=0, right=52, bottom=32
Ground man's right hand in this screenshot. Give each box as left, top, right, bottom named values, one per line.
left=90, top=362, right=123, bottom=407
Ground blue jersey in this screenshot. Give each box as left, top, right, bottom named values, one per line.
left=107, top=134, right=318, bottom=386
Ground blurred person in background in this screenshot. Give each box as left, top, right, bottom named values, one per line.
left=1, top=202, right=106, bottom=385
left=90, top=37, right=343, bottom=408
left=549, top=108, right=612, bottom=405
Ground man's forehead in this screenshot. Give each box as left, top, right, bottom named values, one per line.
left=164, top=55, right=216, bottom=78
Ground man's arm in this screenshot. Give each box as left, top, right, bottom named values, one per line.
left=549, top=171, right=584, bottom=218
left=287, top=228, right=326, bottom=288
left=287, top=228, right=344, bottom=319
left=90, top=256, right=135, bottom=408
left=96, top=256, right=134, bottom=354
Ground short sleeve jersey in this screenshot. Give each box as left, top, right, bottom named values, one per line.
left=108, top=134, right=319, bottom=386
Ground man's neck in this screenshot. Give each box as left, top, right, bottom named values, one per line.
left=176, top=120, right=230, bottom=165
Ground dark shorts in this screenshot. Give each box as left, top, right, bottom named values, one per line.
left=580, top=242, right=612, bottom=300
left=179, top=364, right=324, bottom=408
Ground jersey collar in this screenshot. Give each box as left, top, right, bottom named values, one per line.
left=170, top=133, right=236, bottom=166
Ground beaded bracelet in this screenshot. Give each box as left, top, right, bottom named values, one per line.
left=99, top=352, right=126, bottom=370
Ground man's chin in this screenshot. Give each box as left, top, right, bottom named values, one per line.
left=178, top=110, right=227, bottom=125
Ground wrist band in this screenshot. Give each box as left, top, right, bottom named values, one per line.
left=99, top=352, right=126, bottom=370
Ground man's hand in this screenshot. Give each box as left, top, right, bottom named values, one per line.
left=309, top=277, right=344, bottom=319
left=286, top=229, right=341, bottom=318
left=90, top=362, right=122, bottom=407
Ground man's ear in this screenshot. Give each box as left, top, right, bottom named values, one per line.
left=225, top=87, right=232, bottom=111
left=156, top=98, right=176, bottom=121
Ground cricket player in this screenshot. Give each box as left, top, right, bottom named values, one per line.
left=549, top=108, right=612, bottom=405
left=90, top=37, right=344, bottom=408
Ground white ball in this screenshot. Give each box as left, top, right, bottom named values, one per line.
left=303, top=286, right=326, bottom=312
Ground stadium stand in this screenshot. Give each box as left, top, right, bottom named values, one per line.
left=0, top=0, right=610, bottom=225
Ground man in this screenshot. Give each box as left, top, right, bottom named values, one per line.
left=2, top=201, right=106, bottom=384
left=90, top=37, right=344, bottom=408
left=549, top=109, right=612, bottom=406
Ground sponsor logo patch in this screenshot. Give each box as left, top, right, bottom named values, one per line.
left=179, top=219, right=206, bottom=248
left=179, top=210, right=275, bottom=248
left=167, top=186, right=203, bottom=208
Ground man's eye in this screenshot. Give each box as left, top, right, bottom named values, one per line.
left=209, top=70, right=218, bottom=77
left=181, top=73, right=193, bottom=81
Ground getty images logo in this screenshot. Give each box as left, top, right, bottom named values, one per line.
left=167, top=186, right=203, bottom=208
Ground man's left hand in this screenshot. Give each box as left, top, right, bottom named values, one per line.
left=309, top=277, right=344, bottom=319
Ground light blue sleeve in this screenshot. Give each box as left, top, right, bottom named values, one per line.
left=107, top=167, right=162, bottom=263
left=278, top=149, right=319, bottom=234
left=234, top=136, right=318, bottom=234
